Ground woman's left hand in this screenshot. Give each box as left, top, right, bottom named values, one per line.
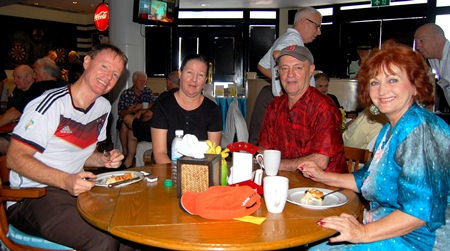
left=317, top=213, right=366, bottom=243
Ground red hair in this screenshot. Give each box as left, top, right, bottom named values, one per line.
left=357, top=40, right=434, bottom=107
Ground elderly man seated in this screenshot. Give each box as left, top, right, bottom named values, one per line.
left=258, top=45, right=347, bottom=173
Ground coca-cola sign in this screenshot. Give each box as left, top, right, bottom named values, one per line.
left=94, top=3, right=109, bottom=31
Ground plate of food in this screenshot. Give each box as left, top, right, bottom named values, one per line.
left=287, top=187, right=348, bottom=209
left=94, top=171, right=144, bottom=187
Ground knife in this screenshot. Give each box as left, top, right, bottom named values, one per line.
left=107, top=176, right=141, bottom=188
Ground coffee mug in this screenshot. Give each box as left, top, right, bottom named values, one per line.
left=256, top=150, right=281, bottom=176
left=263, top=176, right=289, bottom=213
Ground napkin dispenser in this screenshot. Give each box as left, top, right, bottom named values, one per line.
left=177, top=154, right=221, bottom=197
left=228, top=152, right=253, bottom=185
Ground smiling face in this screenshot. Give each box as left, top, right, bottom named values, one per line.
left=369, top=64, right=416, bottom=126
left=277, top=55, right=315, bottom=100
left=82, top=49, right=125, bottom=96
left=179, top=59, right=208, bottom=97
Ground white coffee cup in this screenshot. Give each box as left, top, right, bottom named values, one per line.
left=256, top=150, right=281, bottom=176
left=142, top=102, right=149, bottom=109
left=263, top=176, right=289, bottom=213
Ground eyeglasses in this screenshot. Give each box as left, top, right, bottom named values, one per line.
left=305, top=18, right=321, bottom=30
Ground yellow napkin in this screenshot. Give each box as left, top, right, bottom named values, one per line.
left=234, top=216, right=266, bottom=224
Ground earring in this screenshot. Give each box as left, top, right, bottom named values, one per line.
left=369, top=104, right=380, bottom=115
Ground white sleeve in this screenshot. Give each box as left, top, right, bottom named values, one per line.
left=12, top=96, right=61, bottom=151
left=258, top=49, right=271, bottom=68
left=273, top=32, right=303, bottom=51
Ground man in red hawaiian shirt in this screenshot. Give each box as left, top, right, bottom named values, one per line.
left=258, top=45, right=347, bottom=173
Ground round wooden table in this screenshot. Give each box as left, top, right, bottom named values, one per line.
left=77, top=164, right=362, bottom=250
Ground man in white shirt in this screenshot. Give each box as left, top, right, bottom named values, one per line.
left=257, top=7, right=322, bottom=97
left=415, top=23, right=450, bottom=107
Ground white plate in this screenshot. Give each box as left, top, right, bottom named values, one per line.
left=287, top=187, right=348, bottom=209
left=94, top=171, right=144, bottom=187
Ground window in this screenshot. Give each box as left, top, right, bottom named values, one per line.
left=437, top=0, right=450, bottom=7
left=179, top=11, right=243, bottom=19
left=436, top=15, right=450, bottom=38
left=250, top=11, right=276, bottom=19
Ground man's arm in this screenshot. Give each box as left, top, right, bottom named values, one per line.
left=0, top=107, right=21, bottom=128
left=257, top=64, right=272, bottom=79
left=7, top=139, right=95, bottom=196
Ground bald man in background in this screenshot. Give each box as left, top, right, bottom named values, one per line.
left=415, top=23, right=450, bottom=108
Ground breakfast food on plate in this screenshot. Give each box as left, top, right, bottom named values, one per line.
left=105, top=172, right=135, bottom=185
left=300, top=188, right=324, bottom=206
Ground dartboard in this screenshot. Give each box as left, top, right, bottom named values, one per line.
left=55, top=47, right=67, bottom=65
left=8, top=42, right=27, bottom=63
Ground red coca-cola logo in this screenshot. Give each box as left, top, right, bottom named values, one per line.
left=94, top=3, right=109, bottom=31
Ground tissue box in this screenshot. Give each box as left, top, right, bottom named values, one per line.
left=177, top=154, right=221, bottom=197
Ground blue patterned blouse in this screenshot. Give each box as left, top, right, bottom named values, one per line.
left=311, top=104, right=450, bottom=251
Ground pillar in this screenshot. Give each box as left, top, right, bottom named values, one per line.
left=108, top=0, right=146, bottom=149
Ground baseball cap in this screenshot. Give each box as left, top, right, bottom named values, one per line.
left=180, top=185, right=261, bottom=220
left=276, top=45, right=314, bottom=64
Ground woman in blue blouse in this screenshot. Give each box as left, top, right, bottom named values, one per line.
left=299, top=40, right=449, bottom=250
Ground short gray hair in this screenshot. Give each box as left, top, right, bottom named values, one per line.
left=132, top=71, right=147, bottom=82
left=34, top=57, right=61, bottom=79
left=294, top=7, right=321, bottom=25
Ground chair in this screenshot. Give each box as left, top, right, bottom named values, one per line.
left=343, top=146, right=371, bottom=172
left=221, top=99, right=249, bottom=148
left=226, top=142, right=258, bottom=155
left=135, top=141, right=152, bottom=167
left=0, top=156, right=74, bottom=250
left=343, top=147, right=371, bottom=222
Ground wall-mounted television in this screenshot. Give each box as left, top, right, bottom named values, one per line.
left=133, top=0, right=179, bottom=26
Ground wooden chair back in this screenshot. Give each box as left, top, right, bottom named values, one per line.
left=344, top=146, right=371, bottom=172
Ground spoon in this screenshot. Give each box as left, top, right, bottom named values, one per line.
left=320, top=188, right=344, bottom=200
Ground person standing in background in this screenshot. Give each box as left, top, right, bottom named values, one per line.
left=258, top=7, right=322, bottom=97
left=248, top=85, right=273, bottom=145
left=415, top=23, right=450, bottom=108
left=348, top=43, right=372, bottom=79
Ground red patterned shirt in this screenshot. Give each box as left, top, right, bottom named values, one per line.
left=258, top=87, right=347, bottom=173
